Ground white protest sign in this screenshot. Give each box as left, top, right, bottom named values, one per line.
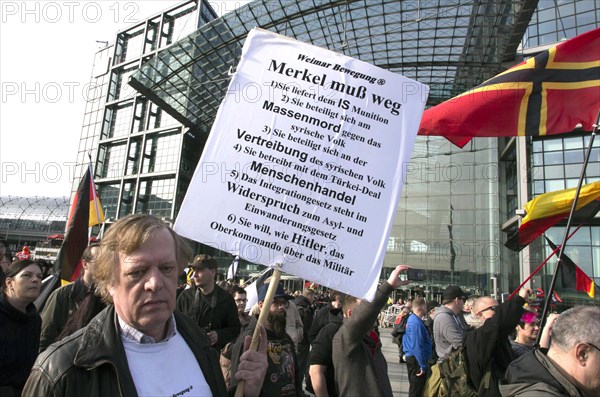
left=175, top=28, right=428, bottom=300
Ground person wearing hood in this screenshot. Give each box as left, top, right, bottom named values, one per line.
left=0, top=259, right=43, bottom=396
left=500, top=305, right=600, bottom=397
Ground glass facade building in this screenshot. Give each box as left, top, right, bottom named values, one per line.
left=76, top=0, right=598, bottom=298
left=0, top=196, right=69, bottom=253
left=71, top=0, right=218, bottom=224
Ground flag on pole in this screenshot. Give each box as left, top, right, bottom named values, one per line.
left=419, top=27, right=600, bottom=147
left=227, top=255, right=239, bottom=280
left=546, top=237, right=598, bottom=298
left=244, top=267, right=275, bottom=312
left=56, top=165, right=104, bottom=282
left=89, top=162, right=105, bottom=227
left=505, top=181, right=600, bottom=251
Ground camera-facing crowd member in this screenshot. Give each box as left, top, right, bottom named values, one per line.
left=231, top=282, right=302, bottom=396
left=177, top=254, right=241, bottom=351
left=23, top=214, right=267, bottom=397
left=0, top=259, right=43, bottom=396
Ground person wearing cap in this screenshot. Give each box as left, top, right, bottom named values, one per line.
left=0, top=259, right=43, bottom=396
left=433, top=285, right=469, bottom=362
left=177, top=254, right=241, bottom=351
left=22, top=214, right=268, bottom=397
left=231, top=282, right=303, bottom=396
left=461, top=288, right=531, bottom=396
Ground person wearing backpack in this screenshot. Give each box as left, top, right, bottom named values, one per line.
left=391, top=304, right=411, bottom=363
left=402, top=297, right=432, bottom=397
left=461, top=288, right=531, bottom=396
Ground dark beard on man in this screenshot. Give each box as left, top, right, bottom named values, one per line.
left=268, top=309, right=287, bottom=338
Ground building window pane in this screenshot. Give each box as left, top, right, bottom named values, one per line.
left=119, top=181, right=135, bottom=217
left=136, top=179, right=175, bottom=217
left=544, top=151, right=563, bottom=165
left=97, top=184, right=120, bottom=220
left=545, top=179, right=564, bottom=191
left=563, top=149, right=584, bottom=164
left=543, top=139, right=563, bottom=152
left=99, top=144, right=126, bottom=178
left=107, top=103, right=133, bottom=138
left=544, top=165, right=564, bottom=179
left=563, top=136, right=583, bottom=150
left=142, top=134, right=180, bottom=174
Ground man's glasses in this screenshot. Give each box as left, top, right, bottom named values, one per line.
left=272, top=299, right=288, bottom=308
left=234, top=298, right=248, bottom=303
left=585, top=341, right=600, bottom=353
left=478, top=305, right=497, bottom=315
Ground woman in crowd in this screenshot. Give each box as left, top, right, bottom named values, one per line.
left=0, top=259, right=43, bottom=396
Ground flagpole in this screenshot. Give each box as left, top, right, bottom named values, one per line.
left=535, top=110, right=599, bottom=347
left=508, top=225, right=583, bottom=300
left=235, top=264, right=282, bottom=397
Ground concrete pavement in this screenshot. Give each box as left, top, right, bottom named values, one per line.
left=379, top=327, right=410, bottom=396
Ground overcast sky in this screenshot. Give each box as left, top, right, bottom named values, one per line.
left=0, top=1, right=248, bottom=198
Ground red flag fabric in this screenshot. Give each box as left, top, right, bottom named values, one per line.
left=505, top=182, right=600, bottom=251
left=546, top=237, right=598, bottom=299
left=56, top=168, right=92, bottom=282
left=419, top=28, right=600, bottom=147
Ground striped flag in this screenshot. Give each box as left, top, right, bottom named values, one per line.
left=89, top=162, right=105, bottom=227
left=56, top=164, right=104, bottom=282
left=419, top=27, right=600, bottom=147
left=227, top=255, right=239, bottom=280
left=505, top=181, right=600, bottom=251
left=244, top=267, right=274, bottom=312
left=546, top=237, right=598, bottom=298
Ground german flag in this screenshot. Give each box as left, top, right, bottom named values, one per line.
left=419, top=27, right=600, bottom=147
left=505, top=181, right=600, bottom=251
left=546, top=237, right=598, bottom=299
left=56, top=165, right=105, bottom=282
left=89, top=165, right=105, bottom=227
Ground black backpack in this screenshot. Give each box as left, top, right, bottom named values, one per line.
left=391, top=312, right=410, bottom=346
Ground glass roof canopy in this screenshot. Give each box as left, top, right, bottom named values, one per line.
left=129, top=0, right=538, bottom=133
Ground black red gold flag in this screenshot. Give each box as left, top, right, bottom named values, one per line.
left=419, top=28, right=600, bottom=147
left=56, top=168, right=91, bottom=282
left=505, top=181, right=600, bottom=251
left=546, top=237, right=598, bottom=299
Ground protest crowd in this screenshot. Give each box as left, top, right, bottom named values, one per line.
left=0, top=214, right=598, bottom=397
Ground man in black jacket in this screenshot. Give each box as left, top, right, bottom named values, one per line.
left=462, top=288, right=530, bottom=397
left=22, top=214, right=267, bottom=396
left=177, top=254, right=241, bottom=351
left=39, top=244, right=102, bottom=352
left=294, top=287, right=315, bottom=378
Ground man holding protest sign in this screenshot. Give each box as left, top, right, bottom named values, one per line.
left=332, top=264, right=410, bottom=397
left=23, top=214, right=267, bottom=397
